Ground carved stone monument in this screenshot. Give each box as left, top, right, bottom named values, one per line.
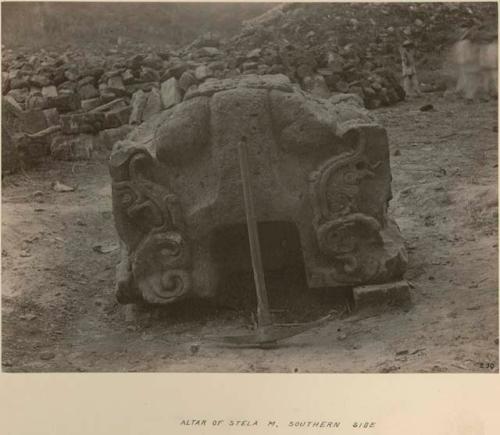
left=109, top=75, right=407, bottom=304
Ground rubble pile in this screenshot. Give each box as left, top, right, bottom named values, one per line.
left=2, top=42, right=171, bottom=172
left=2, top=2, right=496, bottom=174
left=224, top=2, right=497, bottom=106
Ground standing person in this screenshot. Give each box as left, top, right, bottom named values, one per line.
left=400, top=40, right=422, bottom=98
left=454, top=25, right=481, bottom=101
left=479, top=40, right=498, bottom=100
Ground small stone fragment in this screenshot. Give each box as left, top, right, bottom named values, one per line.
left=160, top=77, right=182, bottom=109
left=40, top=351, right=55, bottom=361
left=353, top=281, right=411, bottom=310
left=142, top=88, right=162, bottom=121
left=129, top=90, right=148, bottom=125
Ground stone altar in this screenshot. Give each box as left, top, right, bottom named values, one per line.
left=109, top=75, right=407, bottom=304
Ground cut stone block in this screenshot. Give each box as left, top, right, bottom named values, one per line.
left=98, top=125, right=133, bottom=151
left=46, top=93, right=81, bottom=113
left=160, top=77, right=182, bottom=109
left=91, top=98, right=126, bottom=113
left=122, top=69, right=136, bottom=85
left=194, top=65, right=212, bottom=81
left=7, top=88, right=29, bottom=104
left=20, top=110, right=48, bottom=134
left=26, top=92, right=48, bottom=110
left=78, top=83, right=99, bottom=100
left=42, top=85, right=58, bottom=98
left=129, top=90, right=148, bottom=125
left=43, top=108, right=60, bottom=127
left=60, top=112, right=105, bottom=134
left=109, top=74, right=408, bottom=305
left=81, top=97, right=102, bottom=112
left=126, top=82, right=159, bottom=94
left=179, top=70, right=198, bottom=91
left=142, top=88, right=162, bottom=122
left=104, top=105, right=132, bottom=129
left=107, top=75, right=128, bottom=97
left=3, top=95, right=23, bottom=115
left=353, top=281, right=411, bottom=310
left=51, top=134, right=94, bottom=161
left=2, top=127, right=19, bottom=174
left=14, top=133, right=51, bottom=165
left=303, top=74, right=331, bottom=99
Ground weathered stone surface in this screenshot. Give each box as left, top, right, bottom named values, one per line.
left=2, top=127, right=19, bottom=174
left=194, top=65, right=212, bottom=81
left=30, top=74, right=51, bottom=88
left=246, top=48, right=262, bottom=59
left=142, top=88, right=162, bottom=122
left=107, top=75, right=128, bottom=97
left=46, top=93, right=81, bottom=113
left=99, top=87, right=118, bottom=103
left=303, top=74, right=331, bottom=99
left=26, top=91, right=48, bottom=110
left=353, top=280, right=411, bottom=310
left=98, top=125, right=133, bottom=151
left=122, top=69, right=136, bottom=85
left=184, top=74, right=293, bottom=100
left=78, top=76, right=95, bottom=87
left=10, top=76, right=30, bottom=89
left=14, top=131, right=56, bottom=165
left=42, top=85, right=58, bottom=98
left=126, top=82, right=159, bottom=94
left=142, top=53, right=163, bottom=70
left=20, top=110, right=48, bottom=134
left=109, top=75, right=407, bottom=305
left=43, top=108, right=60, bottom=127
left=2, top=75, right=11, bottom=95
left=330, top=93, right=365, bottom=107
left=242, top=61, right=258, bottom=72
left=160, top=77, right=182, bottom=109
left=64, top=68, right=79, bottom=81
left=126, top=54, right=144, bottom=70
left=90, top=98, right=126, bottom=113
left=140, top=66, right=160, bottom=83
left=7, top=88, right=29, bottom=104
left=81, top=97, right=102, bottom=112
left=78, top=83, right=99, bottom=100
left=198, top=46, right=222, bottom=57
left=129, top=90, right=148, bottom=125
left=160, top=62, right=188, bottom=82
left=179, top=70, right=198, bottom=91
left=60, top=112, right=105, bottom=134
left=3, top=95, right=24, bottom=114
left=104, top=105, right=132, bottom=129
left=51, top=134, right=95, bottom=161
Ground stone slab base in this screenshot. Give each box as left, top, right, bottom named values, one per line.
left=353, top=280, right=411, bottom=310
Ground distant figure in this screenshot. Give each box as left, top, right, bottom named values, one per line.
left=478, top=40, right=498, bottom=99
left=400, top=40, right=422, bottom=98
left=452, top=25, right=497, bottom=101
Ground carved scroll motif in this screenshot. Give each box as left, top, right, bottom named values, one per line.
left=309, top=129, right=387, bottom=283
left=110, top=145, right=191, bottom=304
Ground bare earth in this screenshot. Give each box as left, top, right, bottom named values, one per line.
left=2, top=95, right=498, bottom=373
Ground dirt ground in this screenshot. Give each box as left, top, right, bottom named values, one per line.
left=1, top=94, right=498, bottom=373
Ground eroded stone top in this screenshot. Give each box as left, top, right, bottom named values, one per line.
left=184, top=74, right=294, bottom=100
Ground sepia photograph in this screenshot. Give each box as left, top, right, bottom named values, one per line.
left=1, top=1, right=498, bottom=374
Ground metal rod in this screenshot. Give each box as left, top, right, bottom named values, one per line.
left=237, top=137, right=272, bottom=327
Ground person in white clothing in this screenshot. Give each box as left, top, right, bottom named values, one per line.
left=400, top=40, right=422, bottom=98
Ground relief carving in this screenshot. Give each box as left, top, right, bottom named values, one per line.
left=110, top=76, right=407, bottom=305
left=310, top=127, right=405, bottom=284
left=110, top=143, right=191, bottom=304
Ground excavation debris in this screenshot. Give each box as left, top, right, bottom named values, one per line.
left=2, top=3, right=496, bottom=174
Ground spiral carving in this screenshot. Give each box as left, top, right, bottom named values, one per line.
left=110, top=144, right=192, bottom=304
left=309, top=127, right=387, bottom=282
